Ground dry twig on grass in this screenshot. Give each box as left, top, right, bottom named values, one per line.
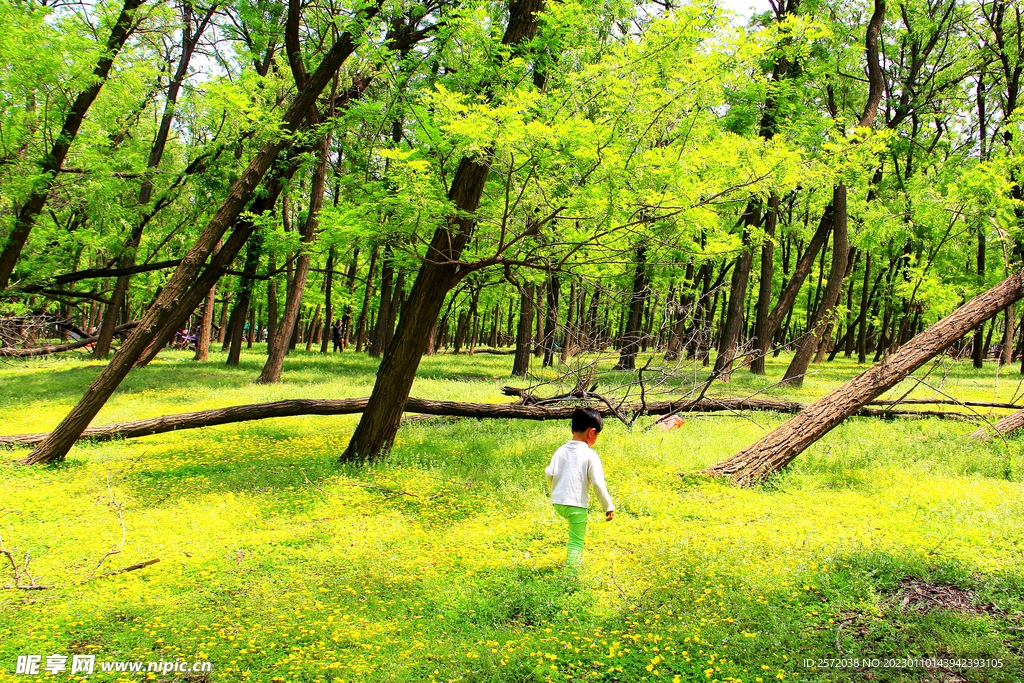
left=90, top=474, right=126, bottom=577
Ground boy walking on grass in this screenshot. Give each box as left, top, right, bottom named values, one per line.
left=545, top=407, right=615, bottom=571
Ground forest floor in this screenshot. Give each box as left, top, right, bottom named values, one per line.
left=1, top=349, right=1022, bottom=683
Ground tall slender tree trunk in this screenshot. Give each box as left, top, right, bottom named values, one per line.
left=217, top=293, right=231, bottom=344
left=193, top=241, right=221, bottom=362
left=857, top=252, right=874, bottom=364
left=320, top=247, right=335, bottom=353
left=614, top=247, right=648, bottom=371
left=340, top=247, right=359, bottom=347
left=542, top=272, right=560, bottom=367
left=370, top=244, right=395, bottom=358
left=267, top=254, right=279, bottom=348
left=354, top=244, right=378, bottom=352
left=561, top=280, right=576, bottom=361
left=248, top=307, right=256, bottom=349
left=974, top=226, right=986, bottom=368
left=512, top=283, right=536, bottom=377
left=258, top=135, right=330, bottom=383
left=194, top=286, right=216, bottom=361
left=758, top=205, right=833, bottom=366
left=226, top=233, right=263, bottom=365
left=534, top=282, right=546, bottom=357
left=306, top=303, right=321, bottom=351
left=1002, top=306, right=1014, bottom=365
left=714, top=218, right=754, bottom=381
left=751, top=195, right=779, bottom=374
left=386, top=269, right=404, bottom=352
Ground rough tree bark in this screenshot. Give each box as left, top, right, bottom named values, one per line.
left=511, top=282, right=536, bottom=377
left=193, top=261, right=217, bottom=362
left=970, top=406, right=1024, bottom=439
left=704, top=267, right=1024, bottom=485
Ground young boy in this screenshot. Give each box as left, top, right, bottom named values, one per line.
left=545, top=407, right=615, bottom=571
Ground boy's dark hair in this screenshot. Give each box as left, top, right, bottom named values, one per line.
left=571, top=407, right=603, bottom=433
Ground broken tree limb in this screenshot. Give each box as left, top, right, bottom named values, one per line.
left=703, top=268, right=1024, bottom=486
left=970, top=408, right=1024, bottom=439
left=3, top=396, right=980, bottom=451
left=0, top=322, right=138, bottom=358
left=96, top=558, right=159, bottom=578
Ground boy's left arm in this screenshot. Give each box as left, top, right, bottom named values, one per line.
left=588, top=454, right=615, bottom=515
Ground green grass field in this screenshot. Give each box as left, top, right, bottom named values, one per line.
left=1, top=348, right=1022, bottom=682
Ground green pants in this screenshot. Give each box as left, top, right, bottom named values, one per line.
left=553, top=504, right=588, bottom=569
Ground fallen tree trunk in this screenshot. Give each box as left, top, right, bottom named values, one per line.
left=970, top=408, right=1024, bottom=439
left=0, top=322, right=138, bottom=358
left=704, top=268, right=1024, bottom=485
left=4, top=395, right=979, bottom=450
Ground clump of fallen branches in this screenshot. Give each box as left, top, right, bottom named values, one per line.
left=0, top=315, right=137, bottom=359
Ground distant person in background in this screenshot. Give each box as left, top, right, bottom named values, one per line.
left=332, top=319, right=342, bottom=352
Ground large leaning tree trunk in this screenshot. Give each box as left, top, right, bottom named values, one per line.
left=341, top=156, right=491, bottom=460
left=781, top=185, right=850, bottom=385
left=0, top=0, right=146, bottom=291
left=341, top=0, right=546, bottom=462
left=970, top=404, right=1024, bottom=439
left=93, top=3, right=213, bottom=359
left=704, top=268, right=1024, bottom=486
left=19, top=5, right=383, bottom=466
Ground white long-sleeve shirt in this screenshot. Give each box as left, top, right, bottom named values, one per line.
left=545, top=440, right=615, bottom=512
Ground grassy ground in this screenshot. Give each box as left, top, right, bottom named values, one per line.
left=1, top=347, right=1022, bottom=683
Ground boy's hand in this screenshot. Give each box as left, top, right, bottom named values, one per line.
left=605, top=510, right=614, bottom=521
